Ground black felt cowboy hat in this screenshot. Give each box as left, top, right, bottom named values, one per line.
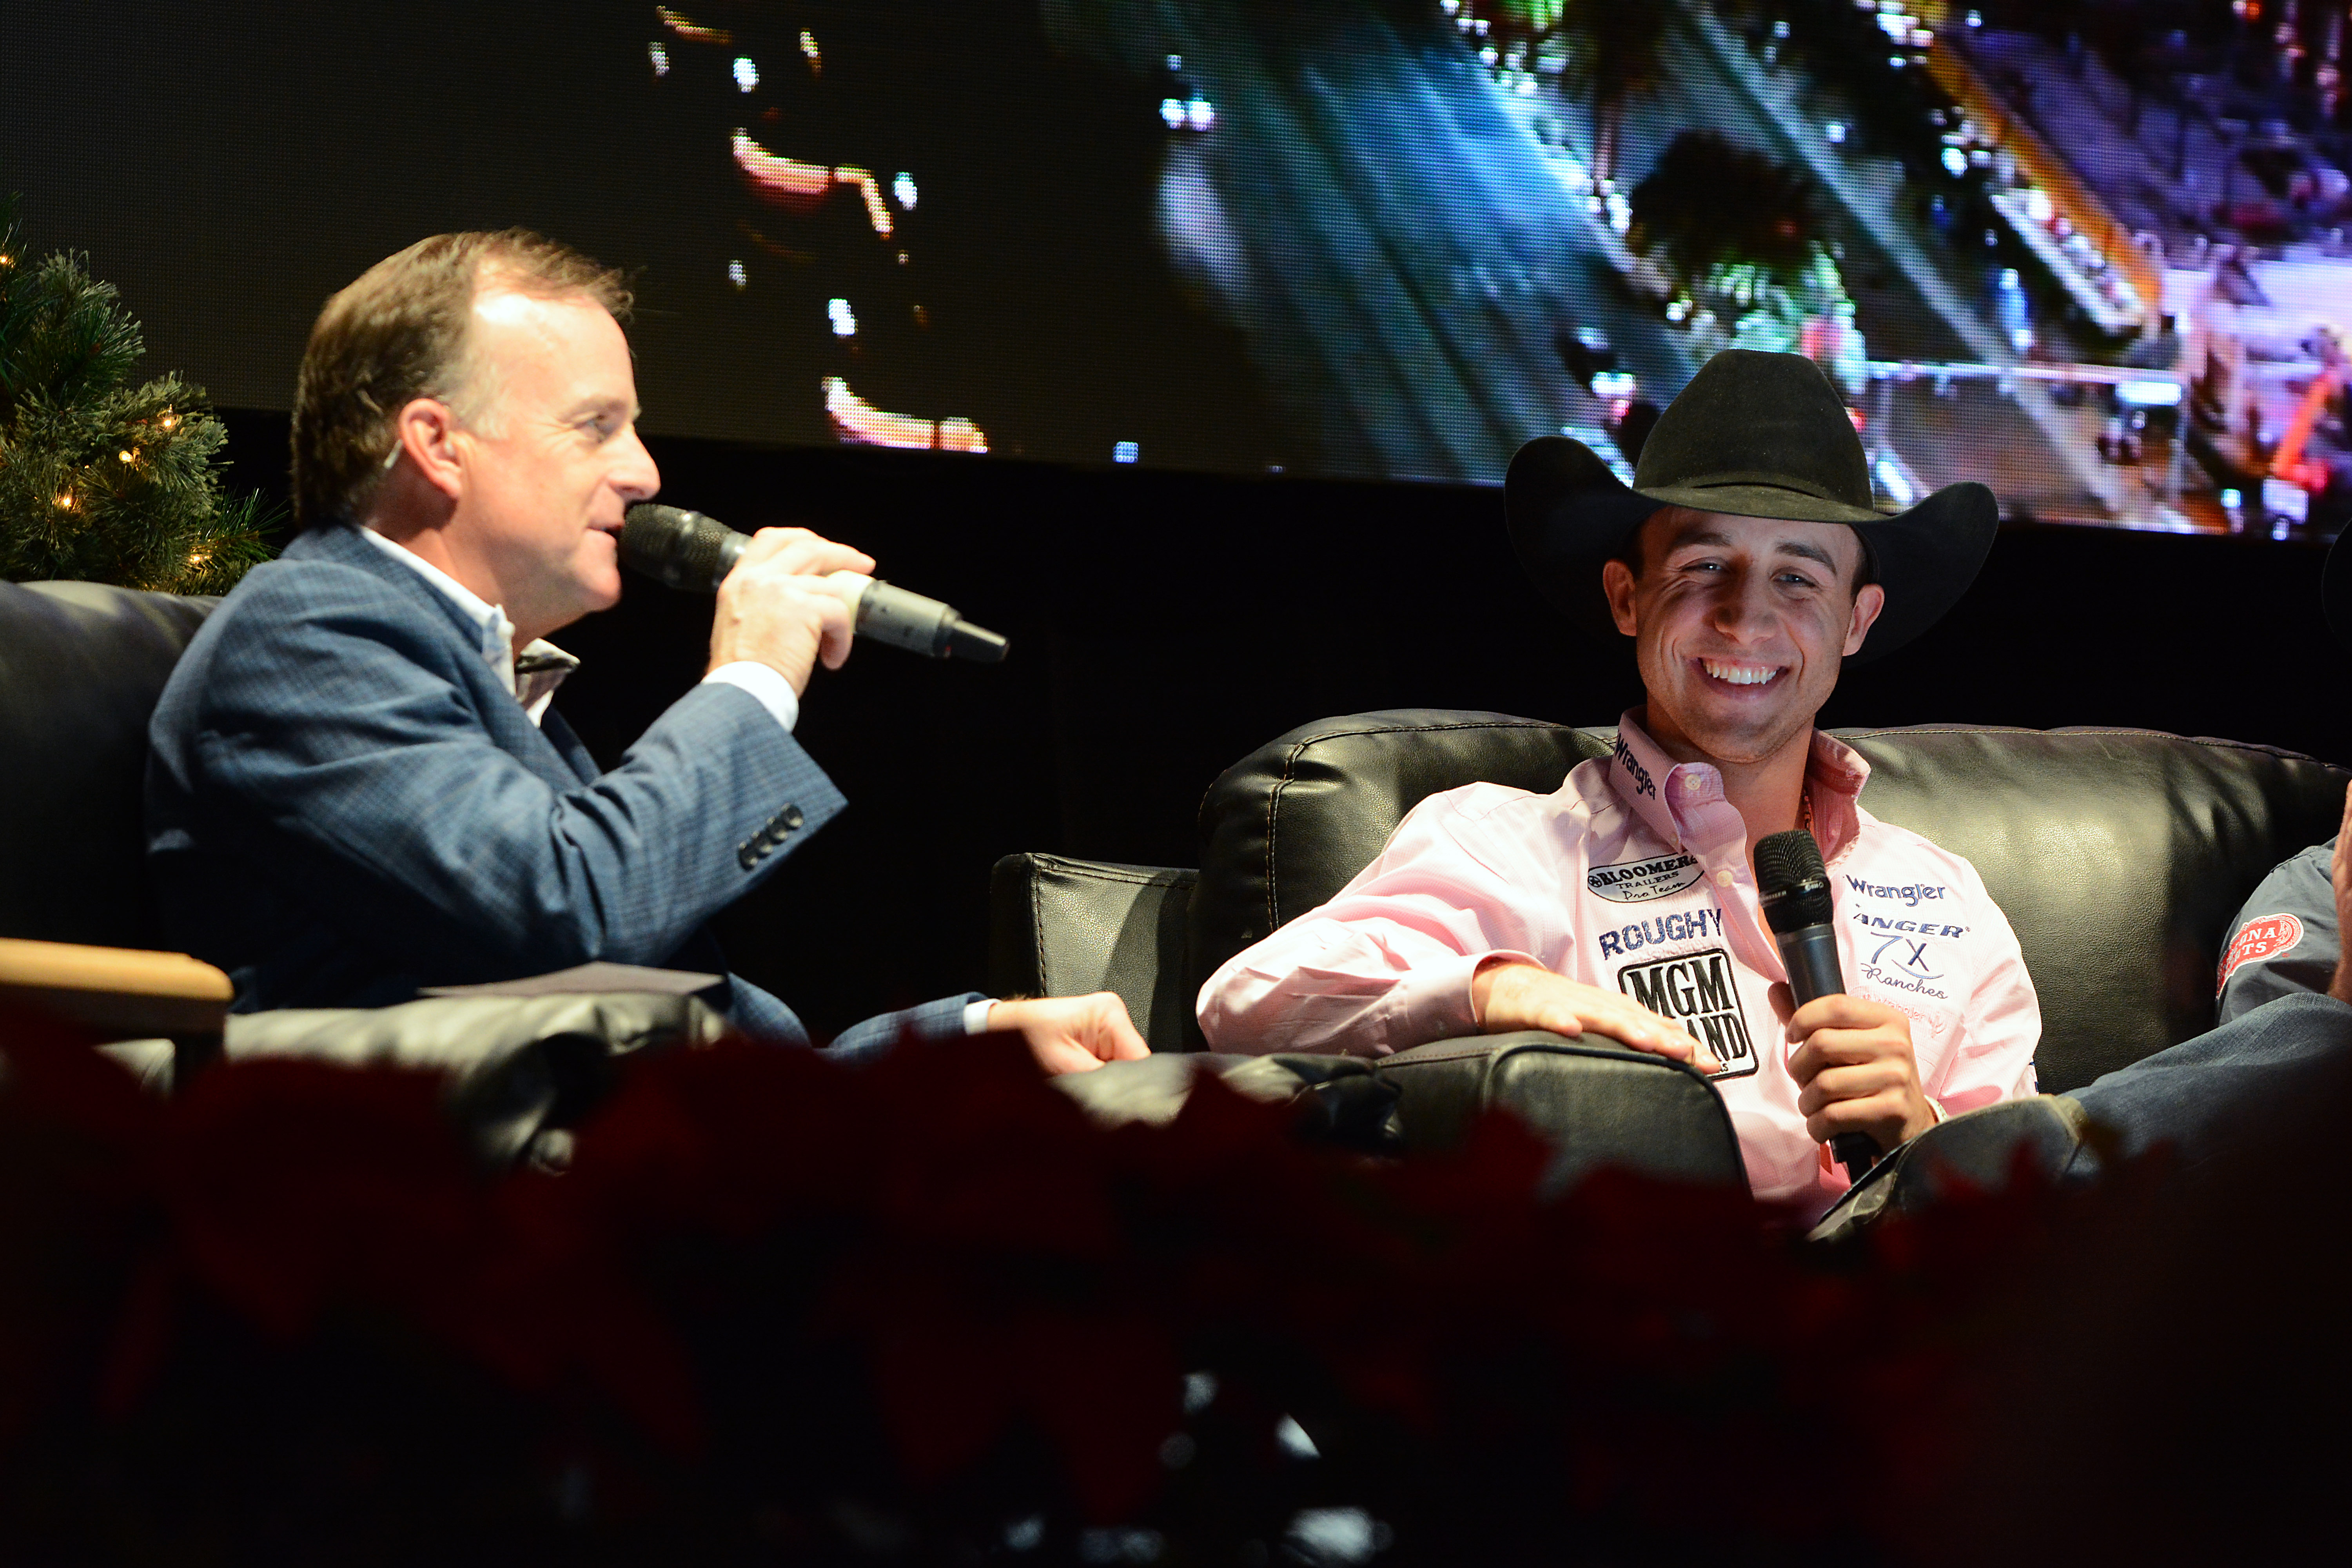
left=1506, top=348, right=1999, bottom=662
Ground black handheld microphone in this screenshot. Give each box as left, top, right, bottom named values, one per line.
left=1754, top=828, right=1877, bottom=1183
left=618, top=503, right=1009, bottom=663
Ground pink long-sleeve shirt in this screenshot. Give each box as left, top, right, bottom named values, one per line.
left=1197, top=712, right=2041, bottom=1206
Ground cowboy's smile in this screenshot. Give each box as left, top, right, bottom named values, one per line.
left=1699, top=658, right=1784, bottom=688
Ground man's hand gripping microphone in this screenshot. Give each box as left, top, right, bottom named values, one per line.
left=1755, top=828, right=1877, bottom=1183
left=619, top=503, right=1009, bottom=662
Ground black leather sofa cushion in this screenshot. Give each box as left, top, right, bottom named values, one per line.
left=1188, top=711, right=2347, bottom=1092
left=1834, top=725, right=2343, bottom=1087
left=1375, top=1032, right=1747, bottom=1194
left=0, top=581, right=216, bottom=949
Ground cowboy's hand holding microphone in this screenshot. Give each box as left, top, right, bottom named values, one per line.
left=1775, top=988, right=1938, bottom=1156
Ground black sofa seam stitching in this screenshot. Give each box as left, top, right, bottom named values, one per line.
left=1029, top=858, right=1050, bottom=996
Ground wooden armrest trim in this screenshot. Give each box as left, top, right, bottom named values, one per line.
left=0, top=938, right=232, bottom=1040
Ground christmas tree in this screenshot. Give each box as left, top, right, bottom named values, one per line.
left=0, top=194, right=276, bottom=593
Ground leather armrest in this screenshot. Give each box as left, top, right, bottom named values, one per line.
left=989, top=853, right=1200, bottom=1052
left=224, top=992, right=726, bottom=1165
left=1047, top=1031, right=1748, bottom=1194
left=1053, top=1051, right=1401, bottom=1152
left=1375, top=1032, right=1749, bottom=1196
left=98, top=993, right=725, bottom=1168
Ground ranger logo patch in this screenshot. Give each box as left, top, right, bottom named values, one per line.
left=1587, top=851, right=1703, bottom=904
left=1615, top=945, right=1758, bottom=1079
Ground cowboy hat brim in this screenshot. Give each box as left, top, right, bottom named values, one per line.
left=1505, top=434, right=1998, bottom=664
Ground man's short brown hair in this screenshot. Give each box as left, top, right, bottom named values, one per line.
left=290, top=230, right=632, bottom=529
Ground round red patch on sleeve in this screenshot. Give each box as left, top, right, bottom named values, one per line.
left=2216, top=913, right=2305, bottom=993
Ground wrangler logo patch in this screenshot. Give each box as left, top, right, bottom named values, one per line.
left=1616, top=945, right=1757, bottom=1079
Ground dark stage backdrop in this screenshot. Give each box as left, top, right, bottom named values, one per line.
left=218, top=411, right=2339, bottom=1036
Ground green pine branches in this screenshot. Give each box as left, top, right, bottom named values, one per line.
left=0, top=194, right=277, bottom=593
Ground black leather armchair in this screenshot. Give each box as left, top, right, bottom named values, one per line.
left=0, top=578, right=717, bottom=1156
left=994, top=710, right=2348, bottom=1179
left=0, top=580, right=216, bottom=953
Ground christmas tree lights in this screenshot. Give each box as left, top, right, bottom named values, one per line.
left=0, top=194, right=277, bottom=593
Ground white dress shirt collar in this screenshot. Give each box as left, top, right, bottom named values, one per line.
left=355, top=524, right=578, bottom=725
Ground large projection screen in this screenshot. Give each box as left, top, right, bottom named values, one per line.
left=9, top=2, right=2348, bottom=533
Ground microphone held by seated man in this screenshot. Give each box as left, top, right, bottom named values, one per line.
left=143, top=229, right=1143, bottom=1074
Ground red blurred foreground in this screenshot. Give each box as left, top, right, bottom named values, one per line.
left=0, top=1004, right=2343, bottom=1565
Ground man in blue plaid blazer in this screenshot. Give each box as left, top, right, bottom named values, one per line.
left=146, top=230, right=1144, bottom=1072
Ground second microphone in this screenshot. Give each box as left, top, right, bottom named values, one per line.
left=620, top=503, right=1009, bottom=663
left=1756, top=828, right=1878, bottom=1183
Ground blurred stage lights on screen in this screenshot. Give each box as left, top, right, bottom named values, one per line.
left=893, top=172, right=917, bottom=210
left=1941, top=145, right=1967, bottom=177
left=1873, top=454, right=1916, bottom=508
left=1161, top=96, right=1216, bottom=131
left=1113, top=441, right=1140, bottom=464
left=1825, top=121, right=1848, bottom=144
left=733, top=56, right=759, bottom=92
left=828, top=298, right=857, bottom=337
left=648, top=42, right=668, bottom=77
left=727, top=259, right=747, bottom=289
left=2116, top=379, right=2185, bottom=408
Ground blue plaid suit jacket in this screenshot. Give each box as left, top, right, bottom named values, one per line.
left=145, top=523, right=973, bottom=1052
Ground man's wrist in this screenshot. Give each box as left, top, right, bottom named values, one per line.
left=1904, top=1093, right=1945, bottom=1143
left=1469, top=953, right=1544, bottom=1028
left=702, top=660, right=801, bottom=733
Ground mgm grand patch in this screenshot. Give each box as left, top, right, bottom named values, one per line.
left=1614, top=946, right=1758, bottom=1079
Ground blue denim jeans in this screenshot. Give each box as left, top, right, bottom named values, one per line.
left=2065, top=991, right=2352, bottom=1181
left=1812, top=991, right=2352, bottom=1240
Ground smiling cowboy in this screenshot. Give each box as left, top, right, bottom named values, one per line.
left=1198, top=350, right=2040, bottom=1207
